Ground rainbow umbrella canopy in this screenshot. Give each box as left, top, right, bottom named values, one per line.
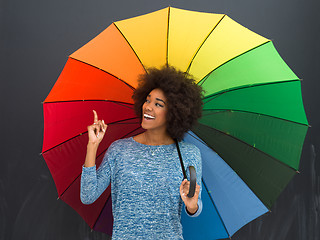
left=42, top=7, right=308, bottom=239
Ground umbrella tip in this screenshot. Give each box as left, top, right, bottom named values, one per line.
left=296, top=170, right=300, bottom=174
left=57, top=197, right=60, bottom=200
left=39, top=152, right=42, bottom=156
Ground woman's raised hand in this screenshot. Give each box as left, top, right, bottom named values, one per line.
left=87, top=110, right=108, bottom=145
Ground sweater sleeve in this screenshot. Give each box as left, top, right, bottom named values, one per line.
left=80, top=145, right=114, bottom=205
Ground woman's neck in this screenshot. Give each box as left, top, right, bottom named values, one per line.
left=142, top=130, right=174, bottom=146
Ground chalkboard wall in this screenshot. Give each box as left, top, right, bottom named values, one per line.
left=1, top=0, right=319, bottom=239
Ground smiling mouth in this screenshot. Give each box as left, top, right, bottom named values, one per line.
left=144, top=114, right=155, bottom=120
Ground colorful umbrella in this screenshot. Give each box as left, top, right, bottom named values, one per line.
left=42, top=7, right=308, bottom=239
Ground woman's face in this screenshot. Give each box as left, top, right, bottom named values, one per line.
left=141, top=88, right=168, bottom=132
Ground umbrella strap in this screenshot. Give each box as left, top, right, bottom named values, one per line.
left=175, top=139, right=187, bottom=180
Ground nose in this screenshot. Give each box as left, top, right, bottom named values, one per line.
left=144, top=102, right=152, bottom=112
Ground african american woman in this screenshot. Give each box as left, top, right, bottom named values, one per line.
left=80, top=65, right=204, bottom=240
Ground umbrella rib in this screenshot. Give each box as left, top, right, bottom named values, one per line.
left=69, top=57, right=136, bottom=91
left=196, top=122, right=299, bottom=174
left=197, top=40, right=271, bottom=86
left=58, top=125, right=143, bottom=198
left=185, top=131, right=208, bottom=146
left=185, top=14, right=226, bottom=73
left=201, top=108, right=309, bottom=127
left=110, top=101, right=135, bottom=110
left=113, top=22, right=147, bottom=73
left=166, top=6, right=171, bottom=66
left=42, top=117, right=141, bottom=154
left=202, top=79, right=301, bottom=101
left=202, top=179, right=231, bottom=238
left=43, top=100, right=134, bottom=110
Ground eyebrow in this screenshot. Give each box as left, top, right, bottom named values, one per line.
left=156, top=98, right=166, bottom=104
left=147, top=94, right=166, bottom=105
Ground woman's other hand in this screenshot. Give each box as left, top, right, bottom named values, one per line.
left=179, top=179, right=200, bottom=215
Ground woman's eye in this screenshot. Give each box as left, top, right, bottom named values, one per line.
left=155, top=103, right=163, bottom=107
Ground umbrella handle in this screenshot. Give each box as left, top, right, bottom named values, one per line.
left=187, top=166, right=196, bottom=198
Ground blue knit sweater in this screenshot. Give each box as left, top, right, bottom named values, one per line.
left=80, top=137, right=202, bottom=240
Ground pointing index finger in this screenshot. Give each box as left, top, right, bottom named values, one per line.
left=93, top=110, right=98, bottom=123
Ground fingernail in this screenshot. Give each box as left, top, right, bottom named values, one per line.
left=97, top=133, right=99, bottom=138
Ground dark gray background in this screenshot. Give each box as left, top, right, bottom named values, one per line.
left=1, top=0, right=319, bottom=239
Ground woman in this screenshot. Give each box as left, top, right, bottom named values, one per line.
left=81, top=66, right=203, bottom=239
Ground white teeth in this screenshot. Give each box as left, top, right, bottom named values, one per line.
left=144, top=114, right=155, bottom=119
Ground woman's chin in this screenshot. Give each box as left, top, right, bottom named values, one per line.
left=141, top=121, right=151, bottom=130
